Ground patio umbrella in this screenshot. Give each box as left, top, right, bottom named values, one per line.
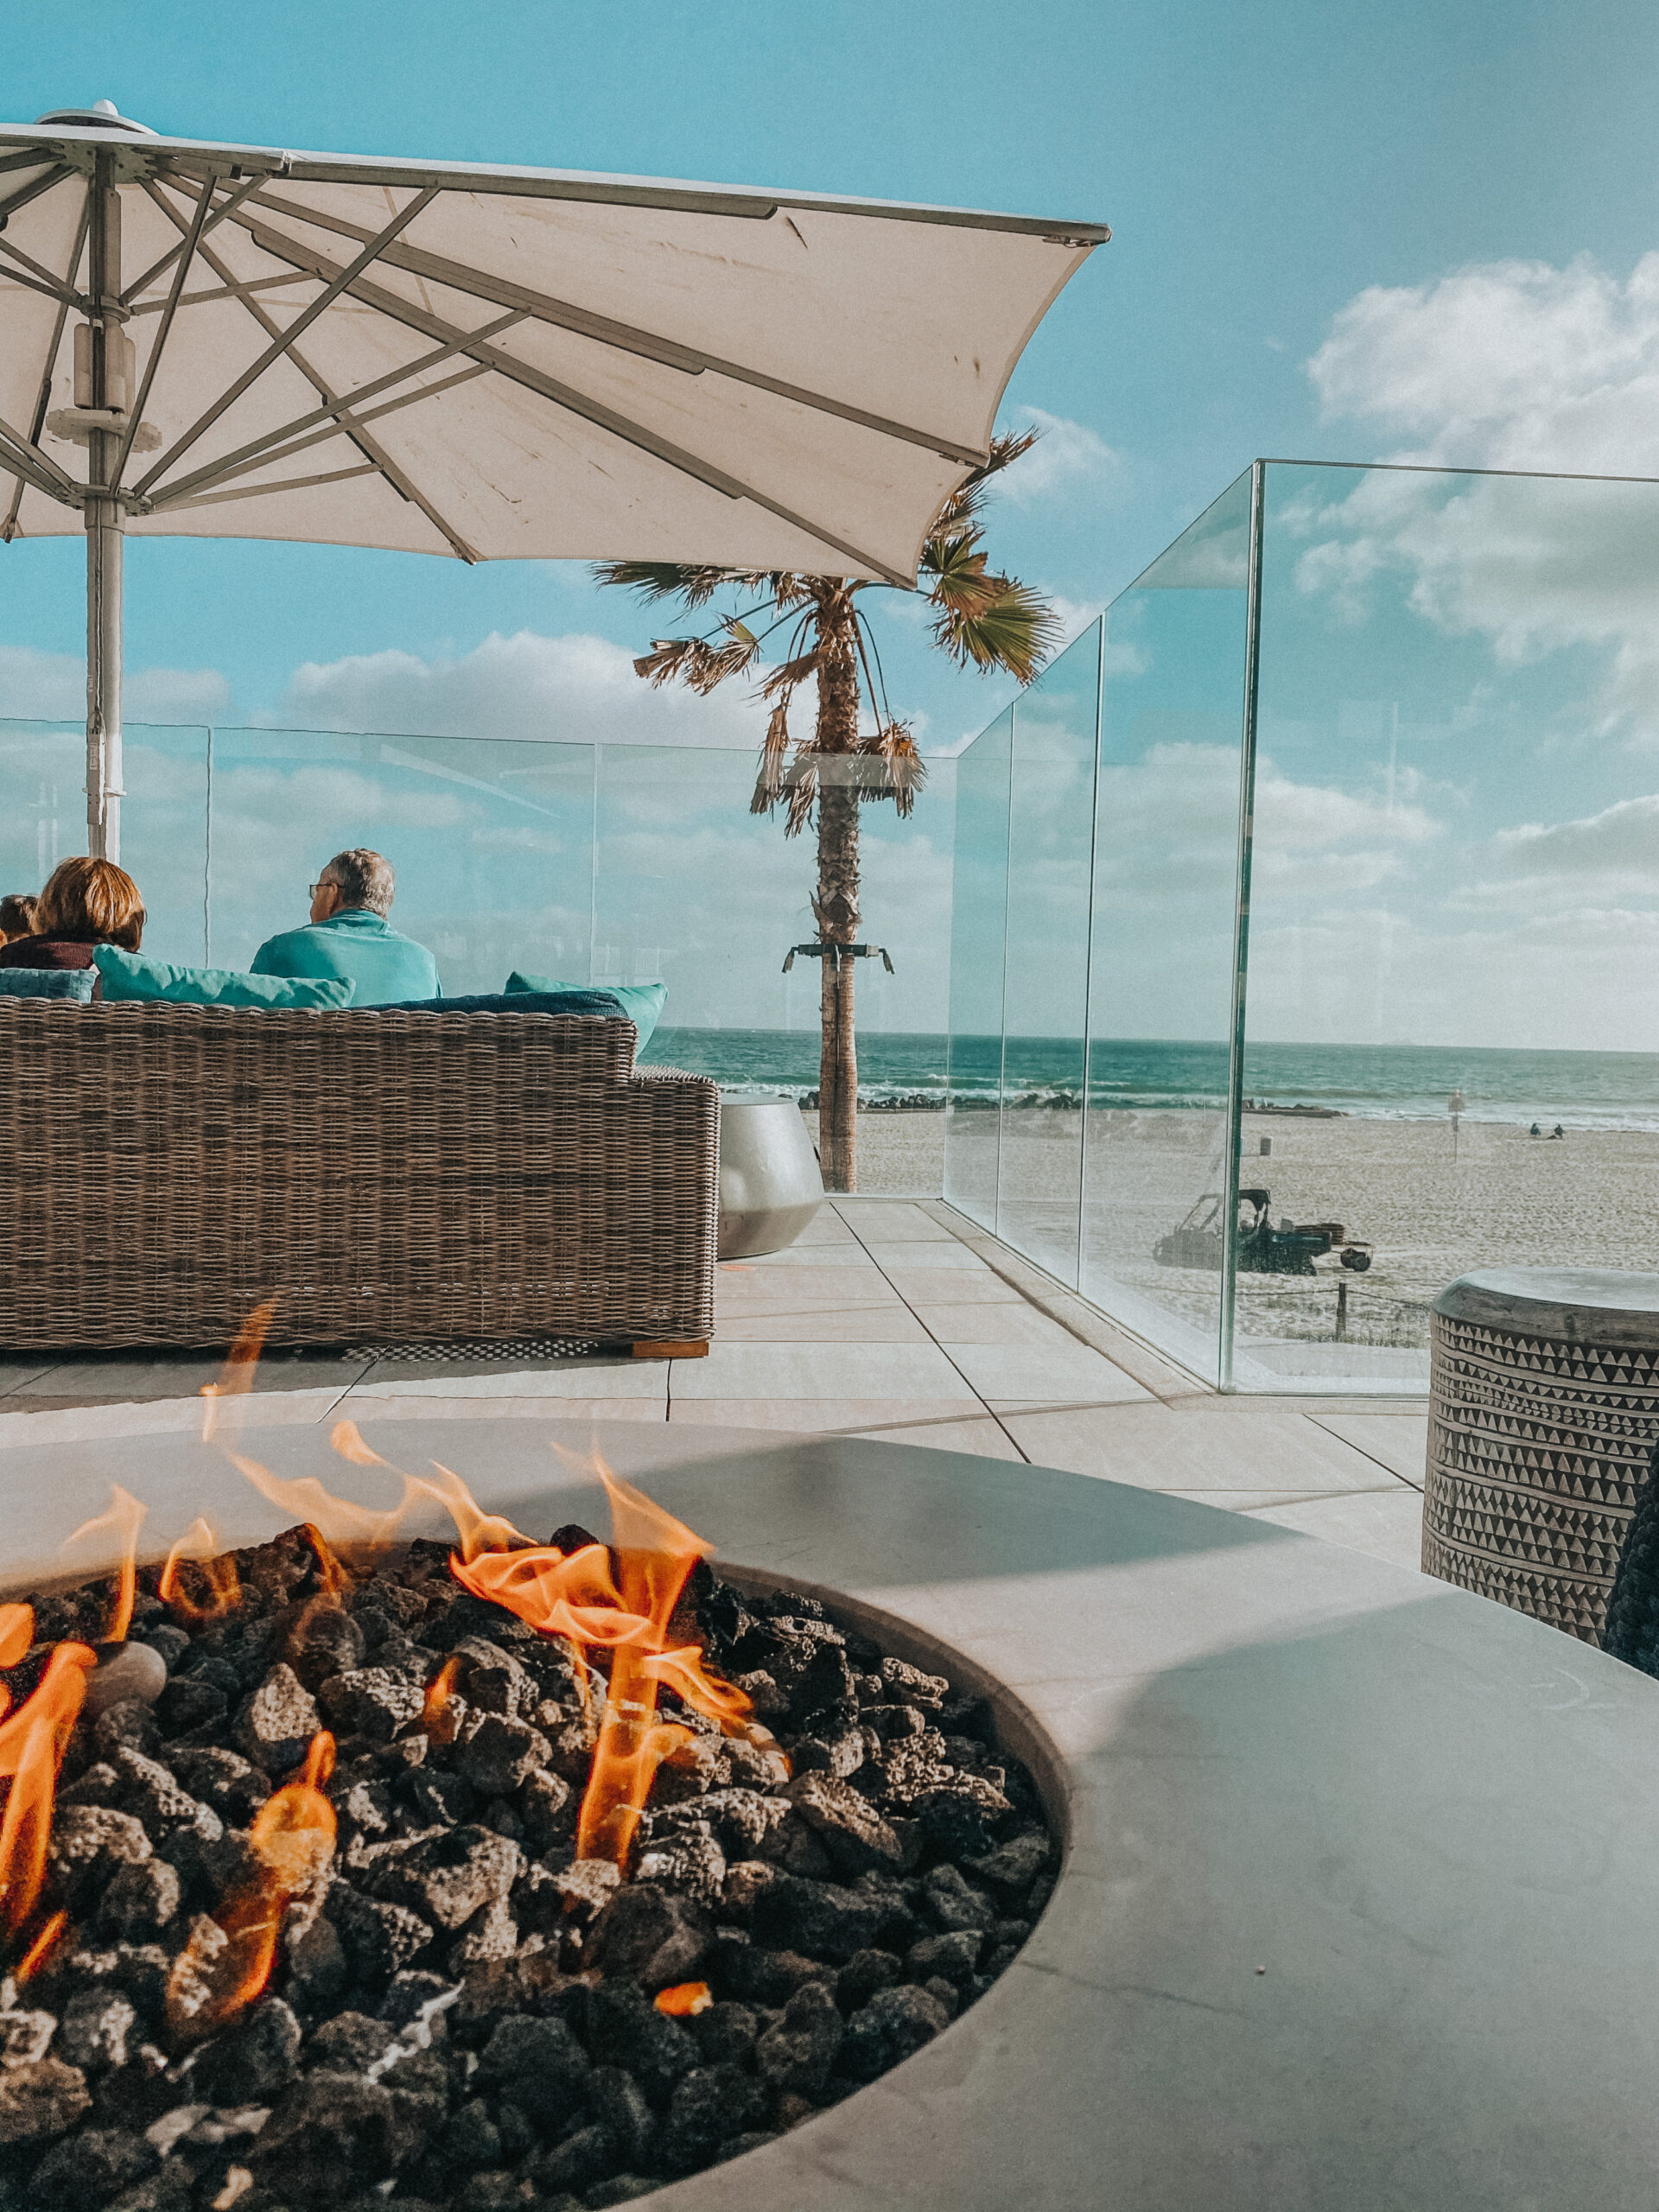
left=0, top=100, right=1107, bottom=860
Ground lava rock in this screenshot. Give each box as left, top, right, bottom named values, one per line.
left=113, top=1749, right=222, bottom=1841
left=308, top=2009, right=399, bottom=2075
left=47, top=1805, right=151, bottom=1905
left=378, top=1970, right=459, bottom=2029
left=836, top=1947, right=901, bottom=2011
left=92, top=1695, right=162, bottom=1759
left=370, top=1824, right=523, bottom=1932
left=237, top=1663, right=322, bottom=1773
left=450, top=1897, right=518, bottom=1968
left=585, top=1883, right=711, bottom=1993
left=435, top=2094, right=500, bottom=2169
left=98, top=1858, right=181, bottom=1943
left=923, top=1863, right=997, bottom=1932
left=918, top=1784, right=1007, bottom=1860
left=155, top=1675, right=227, bottom=1738
left=194, top=1998, right=302, bottom=2104
left=288, top=1605, right=365, bottom=1689
left=533, top=2120, right=613, bottom=2194
left=686, top=1999, right=758, bottom=2069
left=31, top=2122, right=156, bottom=2207
left=449, top=1639, right=537, bottom=1719
left=326, top=1880, right=434, bottom=1986
left=906, top=1929, right=983, bottom=1985
left=588, top=2062, right=656, bottom=2167
left=553, top=1860, right=620, bottom=1925
left=880, top=1656, right=947, bottom=1707
left=788, top=1720, right=868, bottom=1781
left=517, top=1768, right=573, bottom=1851
left=840, top=1983, right=951, bottom=2080
left=657, top=2062, right=770, bottom=2176
left=454, top=1713, right=550, bottom=1796
left=0, top=2055, right=91, bottom=2142
left=318, top=1664, right=425, bottom=1745
left=750, top=1874, right=885, bottom=1964
left=0, top=2006, right=55, bottom=2065
left=168, top=1748, right=270, bottom=1825
left=135, top=1624, right=189, bottom=1671
left=712, top=1937, right=830, bottom=2007
left=785, top=1773, right=903, bottom=1878
left=251, top=2069, right=419, bottom=2197
left=582, top=1984, right=696, bottom=2108
left=754, top=1980, right=843, bottom=2096
left=474, top=2012, right=592, bottom=2126
left=54, top=1986, right=137, bottom=2072
left=633, top=1827, right=726, bottom=1909
left=968, top=1827, right=1052, bottom=1901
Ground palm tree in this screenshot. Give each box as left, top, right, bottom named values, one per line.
left=595, top=429, right=1058, bottom=1192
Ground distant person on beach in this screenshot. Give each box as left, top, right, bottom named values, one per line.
left=1529, top=1122, right=1541, bottom=1137
left=0, top=858, right=144, bottom=995
left=1550, top=1124, right=1565, bottom=1140
left=251, top=849, right=440, bottom=1006
left=0, top=893, right=39, bottom=944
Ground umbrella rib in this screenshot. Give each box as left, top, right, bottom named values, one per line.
left=146, top=311, right=524, bottom=506
left=117, top=174, right=267, bottom=307
left=0, top=416, right=74, bottom=505
left=132, top=185, right=439, bottom=498
left=0, top=232, right=84, bottom=308
left=225, top=211, right=913, bottom=582
left=111, top=171, right=218, bottom=491
left=128, top=268, right=315, bottom=315
left=139, top=200, right=481, bottom=561
left=227, top=185, right=988, bottom=466
left=0, top=163, right=70, bottom=226
left=149, top=363, right=493, bottom=507
left=3, top=182, right=92, bottom=541
left=163, top=461, right=381, bottom=510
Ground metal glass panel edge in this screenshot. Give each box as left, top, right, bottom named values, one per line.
left=1218, top=461, right=1265, bottom=1391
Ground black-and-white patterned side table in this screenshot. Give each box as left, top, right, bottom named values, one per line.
left=1425, top=1270, right=1659, bottom=1643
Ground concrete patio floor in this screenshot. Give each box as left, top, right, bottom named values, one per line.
left=0, top=1196, right=1429, bottom=1573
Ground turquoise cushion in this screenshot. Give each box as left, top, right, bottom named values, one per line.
left=93, top=946, right=354, bottom=1011
left=365, top=989, right=631, bottom=1020
left=505, top=972, right=665, bottom=1049
left=0, top=966, right=95, bottom=1001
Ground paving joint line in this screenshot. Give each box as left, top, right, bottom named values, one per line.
left=828, top=1199, right=1030, bottom=1462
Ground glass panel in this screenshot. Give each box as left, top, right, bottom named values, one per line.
left=1079, top=472, right=1254, bottom=1386
left=995, top=623, right=1101, bottom=1283
left=1240, top=461, right=1659, bottom=1389
left=207, top=728, right=596, bottom=993
left=0, top=719, right=82, bottom=910
left=944, top=703, right=1013, bottom=1227
left=124, top=722, right=211, bottom=965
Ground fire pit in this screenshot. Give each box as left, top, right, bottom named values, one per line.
left=0, top=1409, right=1655, bottom=2210
left=0, top=1430, right=1058, bottom=2212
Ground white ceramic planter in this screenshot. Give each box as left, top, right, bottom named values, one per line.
left=717, top=1096, right=824, bottom=1258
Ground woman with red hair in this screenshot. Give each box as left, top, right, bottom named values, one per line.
left=0, top=857, right=145, bottom=995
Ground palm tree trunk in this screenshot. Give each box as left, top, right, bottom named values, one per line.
left=814, top=610, right=861, bottom=1192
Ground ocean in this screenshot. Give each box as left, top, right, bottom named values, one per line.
left=642, top=1030, right=1659, bottom=1132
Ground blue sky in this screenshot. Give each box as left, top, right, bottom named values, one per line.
left=3, top=0, right=1659, bottom=751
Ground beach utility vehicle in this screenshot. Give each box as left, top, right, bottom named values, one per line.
left=1154, top=1190, right=1373, bottom=1274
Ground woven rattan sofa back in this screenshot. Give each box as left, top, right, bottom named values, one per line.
left=0, top=1001, right=719, bottom=1350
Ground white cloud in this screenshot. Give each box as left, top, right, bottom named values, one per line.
left=0, top=645, right=230, bottom=725
left=1485, top=791, right=1659, bottom=897
left=276, top=630, right=766, bottom=751
left=1000, top=408, right=1120, bottom=505
left=1307, top=253, right=1659, bottom=473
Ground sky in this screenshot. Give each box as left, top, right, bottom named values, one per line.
left=3, top=0, right=1659, bottom=753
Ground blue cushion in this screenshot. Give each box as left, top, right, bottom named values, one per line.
left=361, top=988, right=632, bottom=1019
left=0, top=966, right=95, bottom=1001
left=93, top=945, right=354, bottom=1010
left=505, top=973, right=665, bottom=1049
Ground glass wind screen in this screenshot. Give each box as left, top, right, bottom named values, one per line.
left=207, top=728, right=596, bottom=994
left=1240, top=461, right=1659, bottom=1389
left=995, top=622, right=1101, bottom=1283
left=1079, top=472, right=1252, bottom=1386
left=0, top=719, right=85, bottom=914
left=123, top=722, right=211, bottom=966
left=944, top=703, right=1013, bottom=1225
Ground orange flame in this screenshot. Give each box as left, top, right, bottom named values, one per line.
left=450, top=1461, right=782, bottom=1867
left=159, top=1517, right=243, bottom=1624
left=166, top=1729, right=337, bottom=2037
left=14, top=1908, right=68, bottom=1985
left=654, top=1980, right=713, bottom=2016
left=200, top=1298, right=279, bottom=1442
left=422, top=1654, right=464, bottom=1746
left=63, top=1485, right=147, bottom=1643
left=0, top=1636, right=96, bottom=1942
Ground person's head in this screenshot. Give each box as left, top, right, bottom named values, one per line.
left=0, top=893, right=40, bottom=945
left=310, top=849, right=394, bottom=925
left=36, top=857, right=144, bottom=950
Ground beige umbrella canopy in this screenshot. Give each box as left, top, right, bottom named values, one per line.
left=0, top=100, right=1106, bottom=857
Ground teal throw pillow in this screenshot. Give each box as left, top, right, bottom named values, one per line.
left=94, top=946, right=354, bottom=1011
left=505, top=972, right=665, bottom=1049
left=0, top=967, right=95, bottom=1001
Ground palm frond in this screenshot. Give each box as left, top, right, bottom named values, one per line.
left=930, top=574, right=1063, bottom=683
left=785, top=758, right=817, bottom=837
left=760, top=645, right=824, bottom=699
left=631, top=632, right=758, bottom=694
left=594, top=561, right=735, bottom=608
left=750, top=701, right=793, bottom=817
left=918, top=533, right=1001, bottom=621
left=859, top=721, right=928, bottom=818
left=928, top=427, right=1043, bottom=543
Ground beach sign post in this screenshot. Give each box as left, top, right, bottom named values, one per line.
left=1449, top=1088, right=1466, bottom=1161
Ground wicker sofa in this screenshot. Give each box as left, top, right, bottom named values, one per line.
left=0, top=999, right=717, bottom=1353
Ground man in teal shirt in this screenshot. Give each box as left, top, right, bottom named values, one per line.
left=251, top=849, right=441, bottom=1005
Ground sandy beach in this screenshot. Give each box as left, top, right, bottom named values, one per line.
left=804, top=1103, right=1659, bottom=1377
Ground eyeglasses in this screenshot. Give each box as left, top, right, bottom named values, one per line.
left=308, top=882, right=331, bottom=899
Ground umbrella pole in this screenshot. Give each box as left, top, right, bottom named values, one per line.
left=84, top=152, right=124, bottom=864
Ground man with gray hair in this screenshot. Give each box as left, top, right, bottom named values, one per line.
left=251, top=848, right=441, bottom=1005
